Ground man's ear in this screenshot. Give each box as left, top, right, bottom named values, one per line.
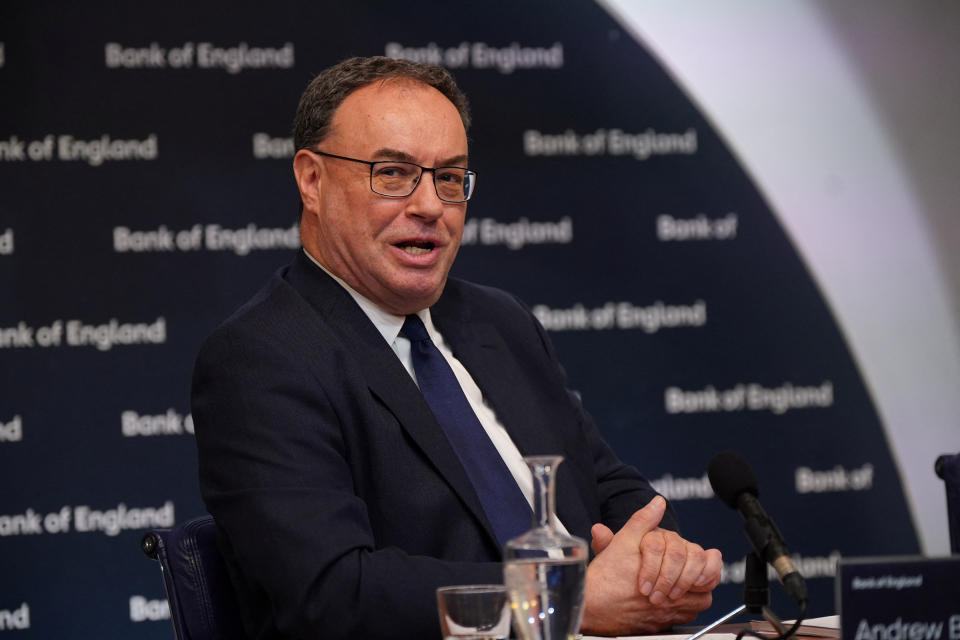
left=293, top=149, right=322, bottom=215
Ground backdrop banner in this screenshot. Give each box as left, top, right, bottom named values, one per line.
left=0, top=1, right=918, bottom=637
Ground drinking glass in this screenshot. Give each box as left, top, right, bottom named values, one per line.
left=503, top=456, right=588, bottom=640
left=436, top=584, right=512, bottom=640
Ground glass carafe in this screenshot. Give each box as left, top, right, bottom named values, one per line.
left=503, top=456, right=588, bottom=640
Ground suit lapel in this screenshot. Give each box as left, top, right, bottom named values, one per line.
left=284, top=253, right=500, bottom=549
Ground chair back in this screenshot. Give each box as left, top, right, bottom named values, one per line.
left=935, top=453, right=960, bottom=554
left=141, top=515, right=249, bottom=640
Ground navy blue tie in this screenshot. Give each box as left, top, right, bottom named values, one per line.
left=403, top=314, right=532, bottom=547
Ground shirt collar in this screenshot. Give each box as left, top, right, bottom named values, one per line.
left=302, top=249, right=435, bottom=345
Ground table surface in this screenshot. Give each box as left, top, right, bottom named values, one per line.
left=582, top=614, right=840, bottom=640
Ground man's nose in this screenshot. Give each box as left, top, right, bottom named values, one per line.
left=405, top=170, right=446, bottom=220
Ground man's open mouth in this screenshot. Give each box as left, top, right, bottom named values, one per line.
left=398, top=241, right=436, bottom=255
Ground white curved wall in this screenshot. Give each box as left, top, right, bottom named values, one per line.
left=602, top=0, right=960, bottom=555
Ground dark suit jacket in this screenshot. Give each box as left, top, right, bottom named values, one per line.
left=192, top=251, right=675, bottom=640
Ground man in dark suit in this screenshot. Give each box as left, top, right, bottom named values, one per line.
left=192, top=56, right=721, bottom=640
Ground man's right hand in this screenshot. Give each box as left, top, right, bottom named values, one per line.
left=580, top=496, right=721, bottom=635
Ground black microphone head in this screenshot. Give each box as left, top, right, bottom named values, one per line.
left=708, top=450, right=759, bottom=509
left=935, top=455, right=947, bottom=479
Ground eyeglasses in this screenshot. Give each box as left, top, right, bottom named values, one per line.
left=306, top=149, right=478, bottom=203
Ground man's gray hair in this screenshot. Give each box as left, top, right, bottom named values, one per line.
left=293, top=56, right=471, bottom=152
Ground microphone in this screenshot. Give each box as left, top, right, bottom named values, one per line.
left=708, top=450, right=808, bottom=604
left=935, top=454, right=950, bottom=479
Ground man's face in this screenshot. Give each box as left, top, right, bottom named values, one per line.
left=298, top=80, right=469, bottom=315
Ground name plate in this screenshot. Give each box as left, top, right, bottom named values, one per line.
left=836, top=555, right=960, bottom=640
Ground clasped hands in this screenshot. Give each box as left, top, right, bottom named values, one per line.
left=581, top=496, right=723, bottom=635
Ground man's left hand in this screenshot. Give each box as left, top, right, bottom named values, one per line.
left=590, top=521, right=722, bottom=603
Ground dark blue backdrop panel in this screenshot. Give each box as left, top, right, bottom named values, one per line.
left=0, top=1, right=916, bottom=637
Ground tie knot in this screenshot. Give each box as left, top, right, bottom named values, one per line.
left=402, top=314, right=431, bottom=343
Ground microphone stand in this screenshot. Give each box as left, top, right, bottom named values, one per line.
left=683, top=551, right=788, bottom=640
left=745, top=551, right=788, bottom=635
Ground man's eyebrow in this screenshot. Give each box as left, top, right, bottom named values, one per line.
left=372, top=148, right=416, bottom=162
left=372, top=148, right=469, bottom=167
left=440, top=154, right=469, bottom=167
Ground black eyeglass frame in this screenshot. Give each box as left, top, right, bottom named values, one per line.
left=305, top=149, right=478, bottom=203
